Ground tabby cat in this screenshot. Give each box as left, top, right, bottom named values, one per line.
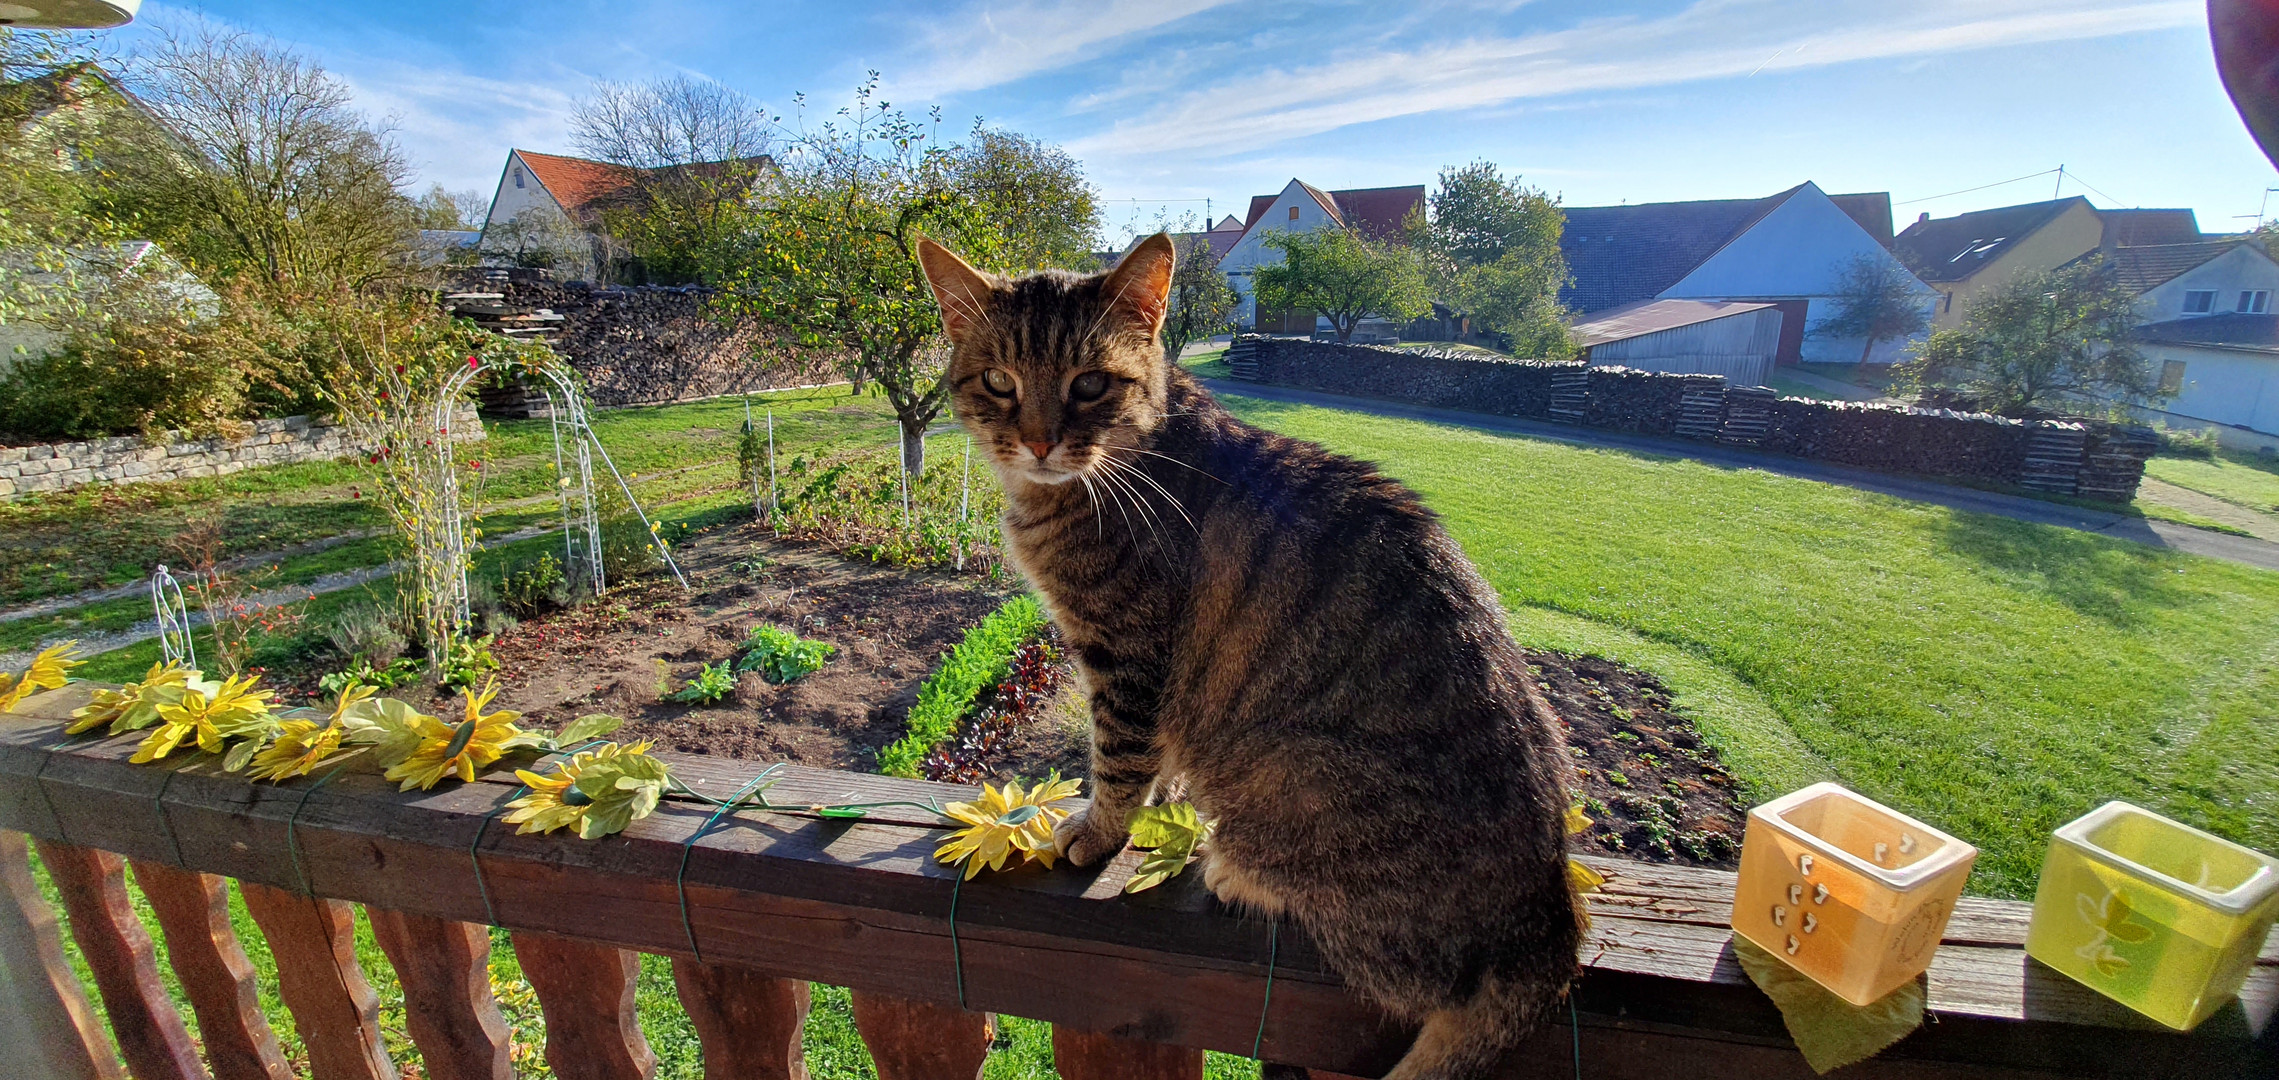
left=917, top=232, right=1581, bottom=1080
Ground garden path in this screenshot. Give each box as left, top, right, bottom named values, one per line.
left=1201, top=377, right=2279, bottom=572
left=2136, top=476, right=2279, bottom=542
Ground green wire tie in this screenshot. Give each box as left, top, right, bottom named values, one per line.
left=948, top=871, right=968, bottom=1010
left=1252, top=918, right=1280, bottom=1060
left=286, top=762, right=351, bottom=898
left=675, top=772, right=775, bottom=964
left=468, top=740, right=612, bottom=927
left=152, top=767, right=189, bottom=869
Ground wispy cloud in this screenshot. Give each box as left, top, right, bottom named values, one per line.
left=337, top=63, right=580, bottom=194
left=1068, top=0, right=2202, bottom=164
left=893, top=0, right=1239, bottom=99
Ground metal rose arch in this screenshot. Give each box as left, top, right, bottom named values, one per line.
left=431, top=353, right=687, bottom=628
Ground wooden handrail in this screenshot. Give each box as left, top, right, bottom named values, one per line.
left=2, top=684, right=2273, bottom=1079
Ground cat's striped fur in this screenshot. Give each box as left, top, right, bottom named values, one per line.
left=918, top=233, right=1582, bottom=1080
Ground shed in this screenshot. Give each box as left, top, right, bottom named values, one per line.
left=1572, top=299, right=1785, bottom=386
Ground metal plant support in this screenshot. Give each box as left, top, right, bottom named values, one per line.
left=149, top=564, right=195, bottom=669
left=431, top=359, right=687, bottom=629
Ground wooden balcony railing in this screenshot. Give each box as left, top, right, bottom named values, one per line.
left=2, top=683, right=2273, bottom=1080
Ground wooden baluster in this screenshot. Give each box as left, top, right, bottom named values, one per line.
left=367, top=909, right=512, bottom=1080
left=671, top=959, right=810, bottom=1080
left=34, top=840, right=209, bottom=1080
left=509, top=931, right=655, bottom=1080
left=129, top=862, right=293, bottom=1080
left=847, top=990, right=991, bottom=1080
left=236, top=882, right=397, bottom=1080
left=1052, top=1026, right=1204, bottom=1080
left=0, top=832, right=123, bottom=1080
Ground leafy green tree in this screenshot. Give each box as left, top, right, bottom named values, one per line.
left=1161, top=228, right=1235, bottom=362
left=412, top=184, right=487, bottom=230
left=714, top=76, right=1097, bottom=475
left=1894, top=257, right=2157, bottom=417
left=1813, top=253, right=1930, bottom=365
left=1253, top=227, right=1429, bottom=344
left=1409, top=160, right=1570, bottom=356
left=946, top=125, right=1098, bottom=271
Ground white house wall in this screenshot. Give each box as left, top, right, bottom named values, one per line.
left=480, top=151, right=565, bottom=236
left=1218, top=181, right=1344, bottom=328
left=2136, top=245, right=2279, bottom=322
left=2138, top=342, right=2279, bottom=438
left=1659, top=183, right=1936, bottom=364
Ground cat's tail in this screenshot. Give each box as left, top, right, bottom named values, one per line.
left=1380, top=973, right=1567, bottom=1080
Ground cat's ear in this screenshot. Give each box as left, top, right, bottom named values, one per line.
left=1101, top=232, right=1176, bottom=340
left=916, top=236, right=995, bottom=344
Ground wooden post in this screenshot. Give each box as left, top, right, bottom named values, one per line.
left=367, top=909, right=512, bottom=1080
left=671, top=958, right=810, bottom=1080
left=1052, top=1026, right=1205, bottom=1080
left=0, top=832, right=121, bottom=1080
left=34, top=840, right=208, bottom=1080
left=237, top=882, right=397, bottom=1080
left=130, top=861, right=293, bottom=1080
left=510, top=931, right=656, bottom=1080
left=847, top=990, right=991, bottom=1080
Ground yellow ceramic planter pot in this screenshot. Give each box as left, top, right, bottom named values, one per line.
left=1731, top=782, right=1978, bottom=1006
left=2024, top=802, right=2279, bottom=1031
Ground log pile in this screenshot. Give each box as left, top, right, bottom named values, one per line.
left=1226, top=336, right=2159, bottom=501
left=444, top=269, right=839, bottom=409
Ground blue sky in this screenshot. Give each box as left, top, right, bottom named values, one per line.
left=126, top=0, right=2273, bottom=241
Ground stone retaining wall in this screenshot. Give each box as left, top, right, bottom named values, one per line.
left=0, top=405, right=481, bottom=499
left=1225, top=336, right=2157, bottom=501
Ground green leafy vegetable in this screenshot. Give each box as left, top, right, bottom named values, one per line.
left=735, top=625, right=837, bottom=684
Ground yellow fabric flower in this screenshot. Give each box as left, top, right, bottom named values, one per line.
left=247, top=719, right=350, bottom=782
left=1566, top=805, right=1607, bottom=923
left=934, top=773, right=1083, bottom=880
left=130, top=675, right=274, bottom=764
left=503, top=741, right=667, bottom=839
left=68, top=661, right=195, bottom=735
left=1, top=641, right=83, bottom=712
left=383, top=677, right=538, bottom=791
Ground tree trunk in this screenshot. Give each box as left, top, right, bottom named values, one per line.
left=1859, top=334, right=1876, bottom=366
left=899, top=417, right=926, bottom=477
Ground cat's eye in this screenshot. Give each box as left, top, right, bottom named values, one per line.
left=1069, top=371, right=1110, bottom=402
left=980, top=368, right=1016, bottom=396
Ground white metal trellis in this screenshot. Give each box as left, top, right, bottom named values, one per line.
left=432, top=359, right=687, bottom=629
left=149, top=564, right=195, bottom=669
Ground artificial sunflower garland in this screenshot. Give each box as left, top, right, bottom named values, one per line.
left=504, top=740, right=670, bottom=839
left=68, top=659, right=195, bottom=735
left=129, top=674, right=279, bottom=768
left=933, top=773, right=1083, bottom=879
left=379, top=677, right=548, bottom=791
left=1, top=641, right=84, bottom=712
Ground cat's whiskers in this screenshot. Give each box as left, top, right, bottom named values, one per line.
left=1089, top=457, right=1166, bottom=552
left=1113, top=445, right=1228, bottom=486
left=1099, top=454, right=1196, bottom=535
left=1075, top=472, right=1106, bottom=541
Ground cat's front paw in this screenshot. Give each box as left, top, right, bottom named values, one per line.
left=1052, top=809, right=1128, bottom=867
left=1200, top=850, right=1285, bottom=917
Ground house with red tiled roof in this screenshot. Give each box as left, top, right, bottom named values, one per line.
left=1218, top=179, right=1427, bottom=332
left=477, top=149, right=775, bottom=277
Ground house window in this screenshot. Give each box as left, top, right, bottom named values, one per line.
left=2182, top=289, right=2216, bottom=314
left=2160, top=360, right=2186, bottom=394
left=1289, top=206, right=1300, bottom=221
left=514, top=167, right=525, bottom=189
left=2241, top=290, right=2270, bottom=314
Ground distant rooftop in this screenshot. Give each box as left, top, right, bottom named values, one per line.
left=2136, top=312, right=2279, bottom=353
left=1570, top=298, right=1776, bottom=347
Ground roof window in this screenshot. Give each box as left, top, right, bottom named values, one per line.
left=2183, top=290, right=2216, bottom=315
left=2239, top=290, right=2269, bottom=314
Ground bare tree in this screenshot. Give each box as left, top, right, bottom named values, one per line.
left=571, top=75, right=773, bottom=283
left=414, top=183, right=489, bottom=230
left=1814, top=254, right=1930, bottom=365
left=119, top=21, right=416, bottom=292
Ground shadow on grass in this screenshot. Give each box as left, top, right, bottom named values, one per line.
left=1933, top=511, right=2197, bottom=627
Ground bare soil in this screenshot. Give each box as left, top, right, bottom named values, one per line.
left=480, top=524, right=1024, bottom=772
left=1528, top=649, right=1747, bottom=869
left=344, top=521, right=1743, bottom=869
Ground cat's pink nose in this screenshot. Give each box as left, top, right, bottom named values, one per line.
left=1023, top=440, right=1055, bottom=461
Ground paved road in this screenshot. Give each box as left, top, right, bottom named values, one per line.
left=1202, top=378, right=2279, bottom=573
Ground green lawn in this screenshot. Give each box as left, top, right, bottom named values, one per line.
left=2144, top=449, right=2279, bottom=514
left=1180, top=345, right=1230, bottom=380
left=1220, top=393, right=2279, bottom=899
